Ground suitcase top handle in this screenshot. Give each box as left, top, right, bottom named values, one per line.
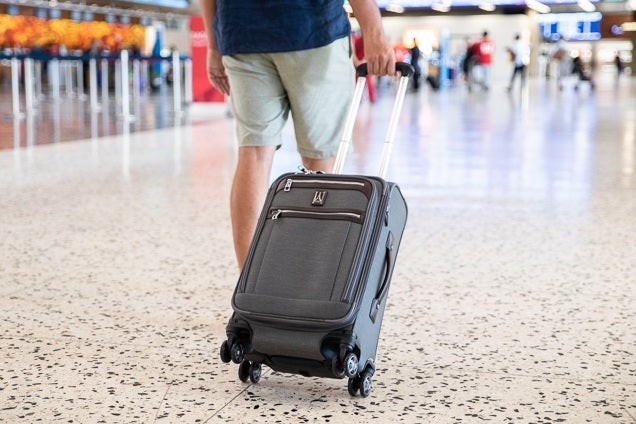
left=355, top=62, right=415, bottom=78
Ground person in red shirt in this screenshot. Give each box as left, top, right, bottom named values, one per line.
left=473, top=31, right=494, bottom=91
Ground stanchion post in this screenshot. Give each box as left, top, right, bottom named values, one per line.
left=133, top=59, right=141, bottom=102
left=115, top=59, right=122, bottom=107
left=89, top=58, right=100, bottom=112
left=142, top=60, right=149, bottom=94
left=51, top=58, right=61, bottom=102
left=120, top=50, right=134, bottom=121
left=76, top=59, right=86, bottom=100
left=34, top=60, right=43, bottom=100
left=101, top=58, right=109, bottom=108
left=121, top=50, right=129, bottom=119
left=24, top=58, right=36, bottom=114
left=172, top=51, right=182, bottom=115
left=11, top=57, right=23, bottom=119
left=65, top=60, right=73, bottom=97
left=184, top=58, right=192, bottom=104
left=13, top=115, right=22, bottom=151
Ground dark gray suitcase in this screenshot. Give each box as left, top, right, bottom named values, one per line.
left=219, top=63, right=414, bottom=397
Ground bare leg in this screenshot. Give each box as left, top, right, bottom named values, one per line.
left=302, top=156, right=335, bottom=174
left=231, top=151, right=335, bottom=269
left=230, top=145, right=277, bottom=269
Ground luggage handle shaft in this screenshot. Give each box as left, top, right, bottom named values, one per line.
left=332, top=62, right=414, bottom=178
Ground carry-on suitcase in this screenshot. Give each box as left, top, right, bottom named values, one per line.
left=218, top=62, right=414, bottom=397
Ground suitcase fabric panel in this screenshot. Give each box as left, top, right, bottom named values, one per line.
left=236, top=206, right=367, bottom=322
left=246, top=215, right=362, bottom=301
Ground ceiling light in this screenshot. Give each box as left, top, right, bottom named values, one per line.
left=526, top=0, right=550, bottom=13
left=478, top=2, right=496, bottom=11
left=577, top=0, right=596, bottom=12
left=431, top=1, right=451, bottom=12
left=386, top=4, right=405, bottom=13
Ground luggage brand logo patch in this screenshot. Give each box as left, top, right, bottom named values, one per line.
left=312, top=191, right=327, bottom=206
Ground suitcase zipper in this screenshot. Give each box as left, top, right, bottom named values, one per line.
left=341, top=183, right=391, bottom=303
left=270, top=208, right=363, bottom=223
left=281, top=178, right=366, bottom=192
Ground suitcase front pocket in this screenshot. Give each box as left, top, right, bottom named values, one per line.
left=269, top=208, right=364, bottom=223
left=243, top=208, right=364, bottom=309
left=277, top=178, right=370, bottom=196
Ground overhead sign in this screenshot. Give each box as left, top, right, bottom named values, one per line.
left=535, top=12, right=602, bottom=41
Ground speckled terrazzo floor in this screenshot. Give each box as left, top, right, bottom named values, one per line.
left=1, top=75, right=635, bottom=423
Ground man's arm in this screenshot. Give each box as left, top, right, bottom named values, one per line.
left=200, top=0, right=230, bottom=94
left=348, top=0, right=395, bottom=76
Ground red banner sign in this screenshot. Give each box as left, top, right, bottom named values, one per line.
left=189, top=16, right=225, bottom=102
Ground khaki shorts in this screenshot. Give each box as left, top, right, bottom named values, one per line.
left=223, top=37, right=354, bottom=159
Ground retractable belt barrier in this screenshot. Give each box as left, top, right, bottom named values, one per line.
left=1, top=51, right=193, bottom=120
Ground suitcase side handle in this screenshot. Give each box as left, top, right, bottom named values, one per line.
left=370, top=231, right=396, bottom=323
left=333, top=62, right=414, bottom=178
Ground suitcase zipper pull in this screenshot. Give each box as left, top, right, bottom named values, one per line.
left=284, top=179, right=293, bottom=192
left=297, top=166, right=325, bottom=175
left=271, top=210, right=282, bottom=220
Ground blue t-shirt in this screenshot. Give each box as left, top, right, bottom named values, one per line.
left=214, top=1, right=351, bottom=55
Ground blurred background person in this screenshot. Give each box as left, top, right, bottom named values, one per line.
left=472, top=30, right=494, bottom=91
left=409, top=37, right=421, bottom=91
left=614, top=52, right=625, bottom=82
left=506, top=33, right=530, bottom=92
left=551, top=35, right=570, bottom=91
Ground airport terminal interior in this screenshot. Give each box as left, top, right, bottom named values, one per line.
left=1, top=2, right=636, bottom=423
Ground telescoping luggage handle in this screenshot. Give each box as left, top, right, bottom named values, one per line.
left=332, top=62, right=415, bottom=178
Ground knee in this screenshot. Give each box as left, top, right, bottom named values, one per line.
left=237, top=146, right=276, bottom=169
